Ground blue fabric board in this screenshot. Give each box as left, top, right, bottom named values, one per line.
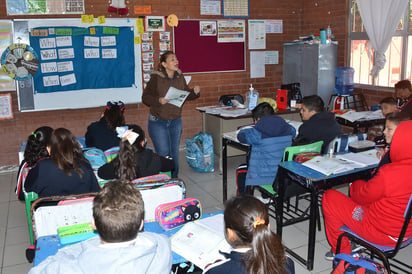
left=29, top=26, right=135, bottom=93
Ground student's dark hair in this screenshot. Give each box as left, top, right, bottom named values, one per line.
left=114, top=124, right=146, bottom=180
left=158, top=50, right=175, bottom=74
left=379, top=97, right=396, bottom=106
left=104, top=101, right=125, bottom=130
left=302, top=95, right=324, bottom=113
left=49, top=128, right=87, bottom=176
left=24, top=126, right=53, bottom=167
left=394, top=79, right=412, bottom=91
left=224, top=195, right=286, bottom=274
left=385, top=111, right=411, bottom=125
left=93, top=179, right=144, bottom=243
left=252, top=102, right=275, bottom=121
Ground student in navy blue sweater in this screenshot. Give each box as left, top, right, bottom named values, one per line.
left=203, top=195, right=294, bottom=274
left=85, top=100, right=126, bottom=151
left=25, top=128, right=100, bottom=197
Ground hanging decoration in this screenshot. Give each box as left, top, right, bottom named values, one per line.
left=108, top=0, right=128, bottom=15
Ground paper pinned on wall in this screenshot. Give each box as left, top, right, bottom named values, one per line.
left=250, top=51, right=265, bottom=78
left=265, top=51, right=278, bottom=64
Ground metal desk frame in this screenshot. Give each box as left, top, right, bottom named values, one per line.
left=222, top=135, right=250, bottom=202
left=275, top=161, right=377, bottom=270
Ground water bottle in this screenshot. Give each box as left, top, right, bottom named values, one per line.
left=326, top=25, right=332, bottom=43
left=334, top=67, right=355, bottom=96
left=320, top=29, right=326, bottom=44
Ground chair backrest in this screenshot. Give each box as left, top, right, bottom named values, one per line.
left=328, top=133, right=367, bottom=154
left=283, top=140, right=324, bottom=161
left=394, top=194, right=412, bottom=252
left=25, top=191, right=39, bottom=245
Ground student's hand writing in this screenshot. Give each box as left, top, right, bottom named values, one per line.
left=159, top=97, right=169, bottom=105
left=194, top=86, right=200, bottom=94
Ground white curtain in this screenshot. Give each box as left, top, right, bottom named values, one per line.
left=356, top=0, right=409, bottom=77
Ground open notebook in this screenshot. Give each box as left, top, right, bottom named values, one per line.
left=171, top=213, right=232, bottom=270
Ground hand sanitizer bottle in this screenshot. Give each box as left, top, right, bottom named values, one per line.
left=246, top=84, right=259, bottom=111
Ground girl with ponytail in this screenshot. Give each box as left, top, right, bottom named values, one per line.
left=98, top=124, right=174, bottom=180
left=203, top=195, right=294, bottom=274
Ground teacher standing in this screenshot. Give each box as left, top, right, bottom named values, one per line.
left=142, top=51, right=200, bottom=178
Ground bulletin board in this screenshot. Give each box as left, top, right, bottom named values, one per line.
left=173, top=20, right=245, bottom=74
left=13, top=18, right=142, bottom=111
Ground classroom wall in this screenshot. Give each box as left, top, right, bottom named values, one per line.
left=0, top=0, right=385, bottom=166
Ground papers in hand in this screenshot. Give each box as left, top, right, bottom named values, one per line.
left=171, top=214, right=232, bottom=270
left=165, top=87, right=190, bottom=108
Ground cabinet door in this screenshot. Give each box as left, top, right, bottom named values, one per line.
left=283, top=44, right=302, bottom=84
left=300, top=44, right=318, bottom=98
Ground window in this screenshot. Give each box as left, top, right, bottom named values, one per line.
left=349, top=0, right=411, bottom=88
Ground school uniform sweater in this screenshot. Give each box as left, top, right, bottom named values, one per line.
left=294, top=111, right=342, bottom=154
left=97, top=148, right=174, bottom=180
left=85, top=117, right=122, bottom=151
left=25, top=158, right=100, bottom=197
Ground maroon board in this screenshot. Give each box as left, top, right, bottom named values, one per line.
left=173, top=20, right=245, bottom=74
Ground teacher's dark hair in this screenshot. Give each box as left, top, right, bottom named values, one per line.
left=158, top=51, right=175, bottom=74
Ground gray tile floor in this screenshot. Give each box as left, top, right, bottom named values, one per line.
left=0, top=153, right=411, bottom=273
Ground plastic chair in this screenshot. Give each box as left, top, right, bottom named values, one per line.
left=258, top=141, right=324, bottom=222
left=25, top=192, right=39, bottom=245
left=336, top=194, right=412, bottom=273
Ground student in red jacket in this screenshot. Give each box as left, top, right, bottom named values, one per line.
left=322, top=120, right=412, bottom=259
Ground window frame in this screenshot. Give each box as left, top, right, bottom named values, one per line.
left=347, top=0, right=411, bottom=89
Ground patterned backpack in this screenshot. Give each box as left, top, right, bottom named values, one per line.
left=185, top=132, right=215, bottom=173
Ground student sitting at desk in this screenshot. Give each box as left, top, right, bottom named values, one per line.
left=236, top=102, right=294, bottom=194
left=98, top=124, right=174, bottom=180
left=15, top=126, right=53, bottom=201
left=322, top=120, right=412, bottom=260
left=293, top=95, right=342, bottom=154
left=373, top=97, right=398, bottom=147
left=395, top=79, right=412, bottom=116
left=373, top=111, right=411, bottom=174
left=29, top=180, right=172, bottom=274
left=203, top=195, right=294, bottom=274
left=25, top=128, right=100, bottom=197
left=85, top=100, right=127, bottom=151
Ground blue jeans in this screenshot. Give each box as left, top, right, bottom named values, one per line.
left=148, top=114, right=182, bottom=178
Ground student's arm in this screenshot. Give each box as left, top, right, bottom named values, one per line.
left=97, top=161, right=117, bottom=180
left=24, top=165, right=40, bottom=194
left=237, top=128, right=261, bottom=145
left=349, top=170, right=386, bottom=205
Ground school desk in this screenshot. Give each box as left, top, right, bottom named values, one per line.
left=335, top=116, right=385, bottom=134
left=33, top=211, right=221, bottom=267
left=197, top=106, right=301, bottom=171
left=275, top=160, right=378, bottom=271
